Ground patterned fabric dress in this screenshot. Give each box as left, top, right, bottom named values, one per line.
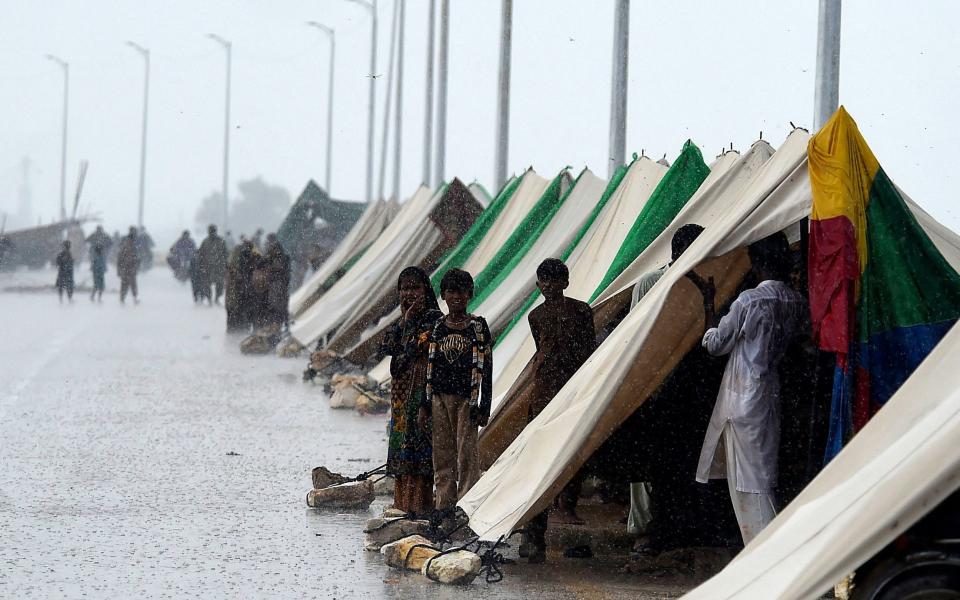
left=379, top=308, right=442, bottom=514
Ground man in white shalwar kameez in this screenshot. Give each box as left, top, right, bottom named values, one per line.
left=691, top=232, right=808, bottom=545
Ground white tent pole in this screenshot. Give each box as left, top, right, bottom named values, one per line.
left=813, top=0, right=842, bottom=130
left=422, top=0, right=436, bottom=186
left=494, top=0, right=513, bottom=192
left=608, top=0, right=629, bottom=178
left=433, top=0, right=449, bottom=188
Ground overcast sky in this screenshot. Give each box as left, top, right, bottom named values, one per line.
left=2, top=0, right=958, bottom=244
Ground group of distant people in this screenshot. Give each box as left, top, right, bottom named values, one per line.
left=54, top=225, right=153, bottom=304
left=168, top=225, right=291, bottom=333
left=378, top=225, right=808, bottom=564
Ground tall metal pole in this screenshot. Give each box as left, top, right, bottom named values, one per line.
left=208, top=34, right=232, bottom=229
left=813, top=0, right=842, bottom=130
left=608, top=0, right=629, bottom=178
left=392, top=0, right=405, bottom=202
left=434, top=0, right=449, bottom=188
left=376, top=0, right=400, bottom=202
left=346, top=0, right=378, bottom=204
left=307, top=22, right=336, bottom=193
left=422, top=0, right=436, bottom=186
left=46, top=55, right=69, bottom=221
left=127, top=42, right=150, bottom=229
left=494, top=0, right=513, bottom=191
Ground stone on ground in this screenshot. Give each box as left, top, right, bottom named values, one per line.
left=421, top=550, right=482, bottom=585
left=306, top=480, right=375, bottom=509
left=380, top=535, right=439, bottom=571
left=355, top=389, right=389, bottom=415
left=329, top=374, right=372, bottom=409
left=373, top=477, right=396, bottom=497
left=363, top=517, right=432, bottom=551
left=311, top=466, right=349, bottom=490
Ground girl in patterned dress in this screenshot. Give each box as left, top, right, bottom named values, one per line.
left=378, top=267, right=442, bottom=515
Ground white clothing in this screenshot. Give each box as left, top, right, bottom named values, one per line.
left=626, top=266, right=669, bottom=534
left=696, top=280, right=808, bottom=493
left=630, top=265, right=668, bottom=310
left=721, top=424, right=777, bottom=545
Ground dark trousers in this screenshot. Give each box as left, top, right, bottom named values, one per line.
left=525, top=470, right=586, bottom=550
left=120, top=276, right=138, bottom=302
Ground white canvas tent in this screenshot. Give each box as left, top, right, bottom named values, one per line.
left=340, top=170, right=552, bottom=370
left=289, top=198, right=395, bottom=317
left=489, top=156, right=670, bottom=402
left=682, top=320, right=960, bottom=599
left=477, top=144, right=757, bottom=468
left=289, top=186, right=435, bottom=347
left=471, top=169, right=609, bottom=334
left=459, top=127, right=960, bottom=545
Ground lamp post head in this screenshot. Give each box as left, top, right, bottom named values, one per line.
left=125, top=41, right=149, bottom=57
left=207, top=33, right=231, bottom=48
left=344, top=0, right=374, bottom=13
left=307, top=21, right=335, bottom=37
left=45, top=54, right=68, bottom=69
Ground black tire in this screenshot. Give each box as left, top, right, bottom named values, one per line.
left=854, top=562, right=960, bottom=600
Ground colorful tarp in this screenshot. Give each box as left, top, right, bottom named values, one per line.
left=589, top=140, right=711, bottom=301
left=809, top=107, right=960, bottom=460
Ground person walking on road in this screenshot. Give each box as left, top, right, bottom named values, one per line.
left=169, top=230, right=196, bottom=282
left=117, top=227, right=141, bottom=304
left=55, top=240, right=75, bottom=303
left=225, top=239, right=259, bottom=331
left=90, top=244, right=107, bottom=302
left=197, top=224, right=228, bottom=305
left=259, top=233, right=291, bottom=328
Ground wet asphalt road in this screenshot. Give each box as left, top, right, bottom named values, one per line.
left=0, top=270, right=686, bottom=599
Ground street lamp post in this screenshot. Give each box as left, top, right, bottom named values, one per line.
left=207, top=34, right=232, bottom=230
left=392, top=0, right=405, bottom=203
left=307, top=22, right=336, bottom=194
left=346, top=0, right=378, bottom=204
left=608, top=0, right=629, bottom=178
left=45, top=54, right=69, bottom=221
left=494, top=0, right=512, bottom=191
left=813, top=0, right=842, bottom=129
left=126, top=41, right=150, bottom=229
left=422, top=0, right=436, bottom=186
left=434, top=0, right=449, bottom=188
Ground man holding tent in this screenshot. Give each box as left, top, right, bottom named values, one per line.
left=693, top=232, right=809, bottom=545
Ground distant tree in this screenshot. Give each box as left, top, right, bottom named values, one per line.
left=194, top=177, right=291, bottom=237
left=195, top=192, right=224, bottom=232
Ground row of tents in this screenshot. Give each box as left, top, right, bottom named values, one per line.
left=286, top=108, right=960, bottom=598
